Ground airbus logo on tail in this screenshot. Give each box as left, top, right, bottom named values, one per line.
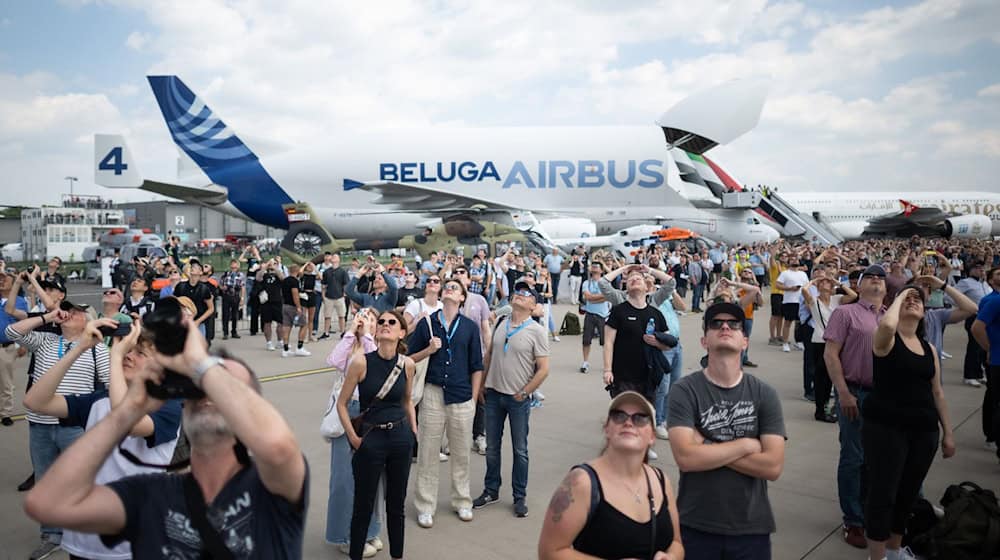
left=379, top=159, right=665, bottom=189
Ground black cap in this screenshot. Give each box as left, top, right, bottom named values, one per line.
left=859, top=264, right=886, bottom=282
left=59, top=300, right=90, bottom=312
left=38, top=279, right=66, bottom=294
left=512, top=281, right=539, bottom=301
left=703, top=302, right=746, bottom=328
left=972, top=260, right=986, bottom=268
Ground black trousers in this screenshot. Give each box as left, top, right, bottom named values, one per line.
left=964, top=316, right=987, bottom=381
left=221, top=294, right=241, bottom=336
left=351, top=422, right=414, bottom=560
left=551, top=271, right=561, bottom=302
left=473, top=401, right=485, bottom=439
left=812, top=342, right=832, bottom=417
left=801, top=324, right=815, bottom=397
left=204, top=310, right=216, bottom=342
left=863, top=420, right=938, bottom=541
left=985, top=365, right=1000, bottom=450
left=248, top=299, right=260, bottom=335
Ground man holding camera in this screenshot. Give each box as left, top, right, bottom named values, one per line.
left=24, top=317, right=309, bottom=558
left=173, top=261, right=215, bottom=337
left=345, top=261, right=399, bottom=314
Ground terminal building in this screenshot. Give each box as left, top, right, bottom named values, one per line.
left=20, top=195, right=126, bottom=261
left=121, top=200, right=284, bottom=243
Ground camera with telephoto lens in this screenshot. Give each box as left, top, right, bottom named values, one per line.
left=141, top=298, right=206, bottom=399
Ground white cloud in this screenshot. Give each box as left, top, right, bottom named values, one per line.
left=978, top=83, right=1000, bottom=97
left=124, top=31, right=149, bottom=50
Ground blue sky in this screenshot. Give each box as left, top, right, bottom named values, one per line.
left=0, top=0, right=998, bottom=207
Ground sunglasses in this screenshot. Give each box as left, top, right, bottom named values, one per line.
left=444, top=284, right=462, bottom=292
left=377, top=318, right=399, bottom=326
left=707, top=319, right=744, bottom=331
left=454, top=270, right=468, bottom=275
left=103, top=290, right=118, bottom=295
left=405, top=272, right=415, bottom=276
left=427, top=278, right=441, bottom=284
left=608, top=409, right=652, bottom=427
left=514, top=289, right=534, bottom=297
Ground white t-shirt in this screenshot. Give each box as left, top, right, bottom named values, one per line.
left=404, top=297, right=442, bottom=321
left=777, top=270, right=810, bottom=304
left=810, top=294, right=844, bottom=343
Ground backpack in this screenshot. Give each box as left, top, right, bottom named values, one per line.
left=910, top=481, right=1000, bottom=560
left=559, top=312, right=581, bottom=336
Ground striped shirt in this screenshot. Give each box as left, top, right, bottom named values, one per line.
left=5, top=326, right=110, bottom=424
left=823, top=299, right=885, bottom=388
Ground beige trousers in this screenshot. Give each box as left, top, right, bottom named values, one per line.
left=414, top=383, right=475, bottom=515
left=0, top=344, right=19, bottom=418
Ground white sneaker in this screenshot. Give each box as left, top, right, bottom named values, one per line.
left=655, top=424, right=669, bottom=440
left=986, top=441, right=998, bottom=452
left=295, top=347, right=312, bottom=357
left=368, top=537, right=384, bottom=551
left=647, top=448, right=658, bottom=461
left=439, top=452, right=449, bottom=462
left=552, top=335, right=561, bottom=342
left=964, top=378, right=983, bottom=388
left=941, top=351, right=953, bottom=359
left=474, top=435, right=487, bottom=455
left=893, top=546, right=919, bottom=560
left=533, top=390, right=545, bottom=401
left=337, top=543, right=377, bottom=558
left=281, top=349, right=292, bottom=358
left=457, top=507, right=474, bottom=522
left=794, top=342, right=805, bottom=351
left=417, top=513, right=434, bottom=528
left=782, top=343, right=791, bottom=352
left=266, top=341, right=275, bottom=351
left=580, top=361, right=589, bottom=373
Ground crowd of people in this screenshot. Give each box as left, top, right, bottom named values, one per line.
left=0, top=233, right=997, bottom=560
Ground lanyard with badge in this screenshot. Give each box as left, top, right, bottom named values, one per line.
left=504, top=316, right=531, bottom=353
left=438, top=310, right=460, bottom=364
left=57, top=336, right=72, bottom=358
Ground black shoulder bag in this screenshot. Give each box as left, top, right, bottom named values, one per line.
left=182, top=474, right=235, bottom=559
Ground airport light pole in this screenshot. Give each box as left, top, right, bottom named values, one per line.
left=64, top=176, right=78, bottom=196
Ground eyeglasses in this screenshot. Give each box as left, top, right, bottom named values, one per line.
left=377, top=318, right=398, bottom=326
left=707, top=319, right=744, bottom=331
left=444, top=284, right=462, bottom=292
left=405, top=272, right=415, bottom=276
left=514, top=289, right=534, bottom=297
left=427, top=278, right=441, bottom=284
left=608, top=409, right=652, bottom=427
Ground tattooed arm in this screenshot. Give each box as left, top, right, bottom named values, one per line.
left=538, top=467, right=601, bottom=559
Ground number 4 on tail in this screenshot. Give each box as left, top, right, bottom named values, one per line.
left=99, top=147, right=128, bottom=175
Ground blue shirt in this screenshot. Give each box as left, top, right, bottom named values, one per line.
left=0, top=295, right=28, bottom=343
left=544, top=254, right=564, bottom=274
left=977, top=292, right=1000, bottom=365
left=749, top=255, right=765, bottom=276
left=409, top=311, right=484, bottom=404
left=582, top=279, right=610, bottom=317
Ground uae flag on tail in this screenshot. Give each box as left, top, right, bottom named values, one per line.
left=685, top=152, right=726, bottom=199
left=702, top=154, right=744, bottom=192
left=670, top=148, right=708, bottom=189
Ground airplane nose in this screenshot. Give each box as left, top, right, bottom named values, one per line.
left=764, top=225, right=780, bottom=242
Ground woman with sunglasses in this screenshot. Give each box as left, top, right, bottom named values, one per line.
left=538, top=391, right=683, bottom=559
left=337, top=309, right=417, bottom=560
left=536, top=269, right=560, bottom=342
left=324, top=307, right=383, bottom=557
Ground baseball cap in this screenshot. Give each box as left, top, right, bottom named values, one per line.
left=109, top=312, right=134, bottom=337
left=608, top=391, right=656, bottom=421
left=39, top=279, right=66, bottom=294
left=703, top=301, right=746, bottom=329
left=512, top=281, right=539, bottom=301
left=59, top=300, right=91, bottom=313
left=859, top=264, right=887, bottom=283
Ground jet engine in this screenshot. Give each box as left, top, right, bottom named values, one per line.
left=941, top=215, right=992, bottom=239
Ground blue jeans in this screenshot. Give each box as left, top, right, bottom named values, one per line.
left=742, top=319, right=754, bottom=364
left=326, top=400, right=381, bottom=545
left=654, top=345, right=684, bottom=426
left=29, top=422, right=84, bottom=541
left=681, top=525, right=771, bottom=560
left=484, top=389, right=531, bottom=500
left=837, top=386, right=870, bottom=528
left=692, top=283, right=705, bottom=310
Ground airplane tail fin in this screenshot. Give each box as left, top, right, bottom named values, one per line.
left=94, top=134, right=142, bottom=188
left=146, top=75, right=258, bottom=172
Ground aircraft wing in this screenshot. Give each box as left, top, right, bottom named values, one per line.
left=138, top=180, right=229, bottom=205
left=862, top=201, right=991, bottom=239
left=345, top=180, right=526, bottom=213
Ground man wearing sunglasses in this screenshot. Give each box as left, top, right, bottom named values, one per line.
left=408, top=278, right=484, bottom=528
left=667, top=302, right=786, bottom=558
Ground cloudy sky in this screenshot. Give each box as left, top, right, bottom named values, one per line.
left=1, top=0, right=998, bottom=208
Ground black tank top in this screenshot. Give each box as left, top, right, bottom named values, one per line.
left=864, top=333, right=939, bottom=432
left=571, top=463, right=674, bottom=559
left=358, top=351, right=407, bottom=424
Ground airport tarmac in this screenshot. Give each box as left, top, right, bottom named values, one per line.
left=0, top=285, right=997, bottom=559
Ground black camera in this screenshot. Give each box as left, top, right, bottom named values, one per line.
left=26, top=264, right=36, bottom=274
left=141, top=298, right=205, bottom=400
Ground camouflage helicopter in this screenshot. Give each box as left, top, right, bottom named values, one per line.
left=278, top=203, right=559, bottom=264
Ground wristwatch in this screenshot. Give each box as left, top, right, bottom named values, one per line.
left=517, top=390, right=529, bottom=400
left=192, top=356, right=225, bottom=388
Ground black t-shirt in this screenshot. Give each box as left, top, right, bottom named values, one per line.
left=103, top=461, right=309, bottom=559
left=606, top=301, right=667, bottom=384
left=281, top=277, right=300, bottom=306
left=569, top=260, right=584, bottom=276
left=321, top=267, right=349, bottom=299
left=172, top=281, right=213, bottom=319
left=396, top=286, right=424, bottom=308
left=260, top=273, right=283, bottom=305
left=300, top=273, right=317, bottom=293
left=44, top=271, right=66, bottom=289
